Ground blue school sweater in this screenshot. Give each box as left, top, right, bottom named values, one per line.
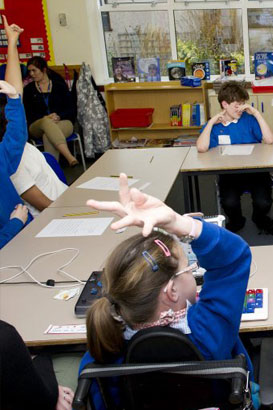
left=79, top=222, right=252, bottom=410
left=201, top=112, right=262, bottom=149
left=0, top=97, right=32, bottom=249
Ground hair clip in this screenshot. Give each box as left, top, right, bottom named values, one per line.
left=154, top=239, right=171, bottom=257
left=142, top=250, right=159, bottom=272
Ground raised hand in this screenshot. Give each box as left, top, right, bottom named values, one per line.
left=87, top=173, right=178, bottom=236
left=210, top=110, right=226, bottom=125
left=3, top=15, right=24, bottom=44
left=238, top=103, right=258, bottom=116
left=0, top=80, right=17, bottom=97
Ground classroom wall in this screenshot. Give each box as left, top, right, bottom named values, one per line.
left=46, top=0, right=106, bottom=83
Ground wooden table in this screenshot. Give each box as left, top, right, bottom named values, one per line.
left=181, top=144, right=273, bottom=213
left=0, top=147, right=189, bottom=346
left=0, top=206, right=140, bottom=346
left=51, top=147, right=190, bottom=207
left=240, top=245, right=273, bottom=334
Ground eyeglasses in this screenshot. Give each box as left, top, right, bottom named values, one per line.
left=163, top=261, right=199, bottom=293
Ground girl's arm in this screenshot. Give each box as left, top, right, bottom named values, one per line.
left=188, top=223, right=251, bottom=361
left=0, top=17, right=28, bottom=175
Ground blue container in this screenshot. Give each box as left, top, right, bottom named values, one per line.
left=180, top=76, right=201, bottom=87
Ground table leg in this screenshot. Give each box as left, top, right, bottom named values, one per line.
left=182, top=174, right=192, bottom=213
left=194, top=176, right=201, bottom=211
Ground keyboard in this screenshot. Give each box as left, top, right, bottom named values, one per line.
left=74, top=271, right=103, bottom=317
left=196, top=288, right=268, bottom=322
left=241, top=288, right=268, bottom=321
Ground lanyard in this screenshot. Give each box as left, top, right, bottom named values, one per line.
left=37, top=80, right=51, bottom=114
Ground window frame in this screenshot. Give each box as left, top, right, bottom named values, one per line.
left=93, top=0, right=273, bottom=83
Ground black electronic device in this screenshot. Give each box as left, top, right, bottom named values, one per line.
left=74, top=271, right=103, bottom=317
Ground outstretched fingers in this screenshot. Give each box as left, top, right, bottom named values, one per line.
left=119, top=173, right=131, bottom=206
left=111, top=214, right=143, bottom=231
left=86, top=199, right=126, bottom=217
left=131, top=187, right=147, bottom=203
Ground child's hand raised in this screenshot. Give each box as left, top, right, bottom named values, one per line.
left=238, top=103, right=259, bottom=116
left=87, top=173, right=178, bottom=237
left=3, top=15, right=24, bottom=44
left=0, top=80, right=18, bottom=98
left=210, top=110, right=226, bottom=125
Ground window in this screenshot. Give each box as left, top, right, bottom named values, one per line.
left=174, top=9, right=243, bottom=75
left=248, top=8, right=273, bottom=73
left=102, top=11, right=171, bottom=76
left=96, top=1, right=273, bottom=81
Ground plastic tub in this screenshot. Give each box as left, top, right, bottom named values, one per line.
left=110, top=108, right=154, bottom=128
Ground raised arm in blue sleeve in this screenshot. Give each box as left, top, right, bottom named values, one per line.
left=188, top=222, right=251, bottom=361
left=0, top=97, right=28, bottom=176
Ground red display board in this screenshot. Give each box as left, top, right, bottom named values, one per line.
left=0, top=0, right=54, bottom=64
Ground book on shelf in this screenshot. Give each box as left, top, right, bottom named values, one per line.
left=145, top=139, right=174, bottom=148
left=219, top=59, right=238, bottom=77
left=182, top=103, right=191, bottom=127
left=192, top=62, right=210, bottom=80
left=112, top=138, right=147, bottom=149
left=173, top=136, right=198, bottom=147
left=137, top=57, right=161, bottom=82
left=170, top=104, right=182, bottom=126
left=167, top=60, right=186, bottom=81
left=254, top=52, right=273, bottom=79
left=199, top=103, right=205, bottom=125
left=191, top=103, right=199, bottom=126
left=112, top=57, right=136, bottom=83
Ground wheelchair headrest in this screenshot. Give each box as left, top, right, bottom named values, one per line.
left=126, top=326, right=204, bottom=363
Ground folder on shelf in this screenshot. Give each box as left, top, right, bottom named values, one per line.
left=182, top=103, right=191, bottom=127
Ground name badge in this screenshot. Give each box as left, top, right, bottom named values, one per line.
left=218, top=134, right=231, bottom=145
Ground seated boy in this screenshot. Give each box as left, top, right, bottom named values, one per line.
left=197, top=81, right=273, bottom=233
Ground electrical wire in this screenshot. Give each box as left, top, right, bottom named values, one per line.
left=0, top=248, right=86, bottom=288
left=250, top=259, right=257, bottom=278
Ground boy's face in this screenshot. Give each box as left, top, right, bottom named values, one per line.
left=222, top=100, right=245, bottom=121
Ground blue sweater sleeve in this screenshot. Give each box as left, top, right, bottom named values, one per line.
left=0, top=97, right=28, bottom=176
left=199, top=121, right=218, bottom=149
left=188, top=222, right=251, bottom=361
left=0, top=217, right=24, bottom=249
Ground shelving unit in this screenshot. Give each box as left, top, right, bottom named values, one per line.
left=104, top=81, right=208, bottom=142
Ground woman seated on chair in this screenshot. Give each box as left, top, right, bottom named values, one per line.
left=80, top=173, right=256, bottom=409
left=23, top=56, right=78, bottom=167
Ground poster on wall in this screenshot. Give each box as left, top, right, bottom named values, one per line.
left=0, top=0, right=54, bottom=64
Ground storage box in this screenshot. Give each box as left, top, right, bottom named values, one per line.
left=110, top=108, right=154, bottom=128
left=180, top=76, right=201, bottom=87
left=251, top=85, right=273, bottom=93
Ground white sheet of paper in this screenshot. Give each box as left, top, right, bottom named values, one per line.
left=221, top=145, right=254, bottom=156
left=139, top=182, right=151, bottom=191
left=36, top=218, right=114, bottom=238
left=45, top=324, right=86, bottom=334
left=77, top=176, right=139, bottom=191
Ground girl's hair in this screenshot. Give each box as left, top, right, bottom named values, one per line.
left=27, top=56, right=49, bottom=73
left=218, top=81, right=249, bottom=107
left=87, top=231, right=186, bottom=363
